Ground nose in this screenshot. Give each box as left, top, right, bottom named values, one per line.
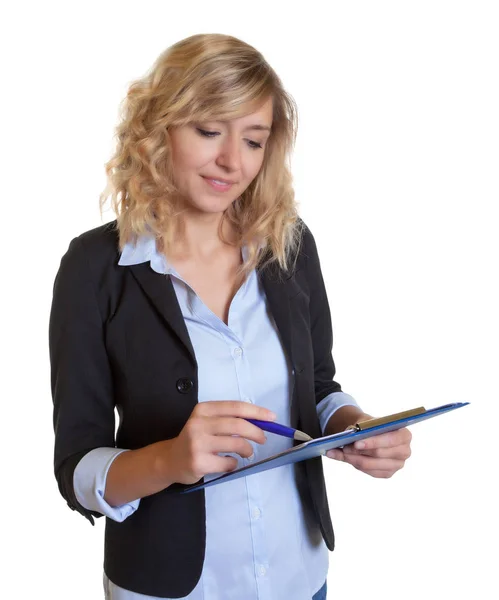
left=215, top=133, right=242, bottom=172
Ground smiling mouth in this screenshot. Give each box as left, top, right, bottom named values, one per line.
left=202, top=176, right=237, bottom=185
left=202, top=176, right=236, bottom=191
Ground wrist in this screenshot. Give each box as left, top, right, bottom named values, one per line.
left=152, top=439, right=178, bottom=488
left=325, top=406, right=372, bottom=436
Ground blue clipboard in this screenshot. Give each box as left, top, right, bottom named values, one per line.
left=173, top=402, right=469, bottom=494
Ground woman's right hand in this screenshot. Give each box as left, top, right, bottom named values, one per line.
left=161, top=401, right=277, bottom=485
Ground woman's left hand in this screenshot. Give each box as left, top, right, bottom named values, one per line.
left=326, top=427, right=412, bottom=478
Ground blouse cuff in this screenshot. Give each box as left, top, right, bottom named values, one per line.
left=317, top=392, right=362, bottom=435
left=73, top=447, right=140, bottom=522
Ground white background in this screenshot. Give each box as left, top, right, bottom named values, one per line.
left=2, top=1, right=498, bottom=598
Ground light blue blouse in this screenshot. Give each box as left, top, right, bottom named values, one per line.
left=73, top=235, right=360, bottom=600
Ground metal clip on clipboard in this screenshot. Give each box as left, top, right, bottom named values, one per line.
left=346, top=406, right=427, bottom=431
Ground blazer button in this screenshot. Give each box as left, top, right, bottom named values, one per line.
left=176, top=378, right=194, bottom=394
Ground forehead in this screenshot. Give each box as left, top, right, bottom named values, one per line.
left=207, top=96, right=273, bottom=129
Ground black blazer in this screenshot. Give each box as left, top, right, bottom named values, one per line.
left=49, top=219, right=343, bottom=598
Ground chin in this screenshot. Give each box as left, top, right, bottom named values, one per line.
left=187, top=193, right=237, bottom=215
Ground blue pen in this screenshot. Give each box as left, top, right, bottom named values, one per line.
left=246, top=419, right=313, bottom=442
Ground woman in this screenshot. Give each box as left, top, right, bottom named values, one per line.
left=49, top=33, right=412, bottom=600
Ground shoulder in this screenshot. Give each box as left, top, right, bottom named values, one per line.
left=58, top=220, right=120, bottom=269
left=293, top=219, right=326, bottom=292
left=54, top=221, right=123, bottom=306
left=75, top=220, right=120, bottom=263
left=295, top=218, right=320, bottom=266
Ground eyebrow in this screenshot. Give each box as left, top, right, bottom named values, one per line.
left=199, top=120, right=272, bottom=133
left=243, top=124, right=271, bottom=132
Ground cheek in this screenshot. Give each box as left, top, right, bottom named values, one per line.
left=172, top=137, right=212, bottom=175
left=244, top=154, right=265, bottom=182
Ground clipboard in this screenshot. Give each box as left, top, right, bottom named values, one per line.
left=171, top=402, right=469, bottom=494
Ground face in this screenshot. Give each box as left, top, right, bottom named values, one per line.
left=168, top=96, right=273, bottom=216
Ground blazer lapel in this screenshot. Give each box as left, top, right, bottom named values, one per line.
left=128, top=263, right=197, bottom=367
left=259, top=265, right=301, bottom=427
left=128, top=259, right=298, bottom=398
left=259, top=267, right=295, bottom=370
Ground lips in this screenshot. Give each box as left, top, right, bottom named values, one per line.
left=202, top=176, right=235, bottom=192
left=202, top=176, right=237, bottom=185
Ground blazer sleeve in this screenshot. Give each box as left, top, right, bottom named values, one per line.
left=301, top=224, right=343, bottom=404
left=49, top=236, right=116, bottom=525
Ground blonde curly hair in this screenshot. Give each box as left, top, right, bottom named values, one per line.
left=100, top=33, right=304, bottom=279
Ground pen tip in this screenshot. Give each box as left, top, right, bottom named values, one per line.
left=294, top=431, right=313, bottom=442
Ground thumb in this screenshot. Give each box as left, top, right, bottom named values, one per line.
left=326, top=449, right=345, bottom=461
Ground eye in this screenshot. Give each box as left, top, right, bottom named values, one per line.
left=196, top=128, right=263, bottom=150
left=196, top=128, right=219, bottom=138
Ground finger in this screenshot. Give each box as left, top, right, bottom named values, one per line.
left=186, top=452, right=240, bottom=480
left=353, top=427, right=412, bottom=451
left=208, top=435, right=255, bottom=459
left=207, top=454, right=239, bottom=474
left=362, top=469, right=397, bottom=479
left=195, top=400, right=277, bottom=421
left=340, top=453, right=405, bottom=473
left=206, top=417, right=268, bottom=444
left=344, top=443, right=412, bottom=460
left=326, top=449, right=345, bottom=461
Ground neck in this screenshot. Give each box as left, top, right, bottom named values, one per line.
left=171, top=210, right=238, bottom=261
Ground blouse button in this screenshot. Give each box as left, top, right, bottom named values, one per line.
left=176, top=378, right=193, bottom=394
